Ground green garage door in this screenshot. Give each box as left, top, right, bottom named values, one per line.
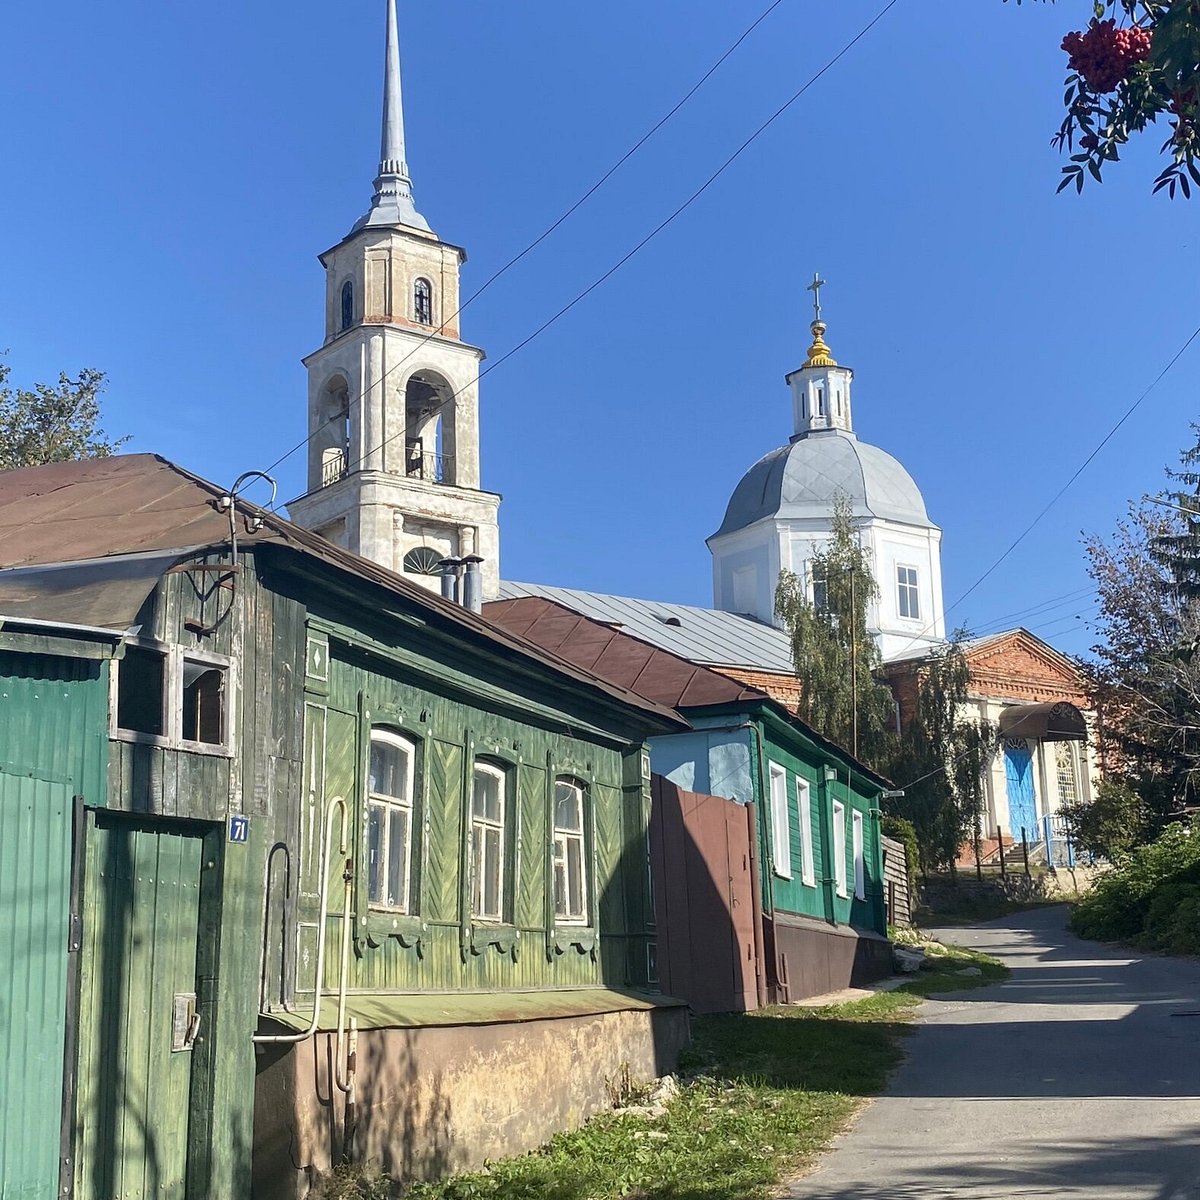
left=0, top=771, right=73, bottom=1200
left=74, top=815, right=208, bottom=1200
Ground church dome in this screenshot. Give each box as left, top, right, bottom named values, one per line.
left=713, top=429, right=933, bottom=537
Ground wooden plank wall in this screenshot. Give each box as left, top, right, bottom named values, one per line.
left=882, top=835, right=912, bottom=927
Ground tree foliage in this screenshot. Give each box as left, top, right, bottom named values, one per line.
left=0, top=357, right=127, bottom=472
left=1059, top=777, right=1149, bottom=858
left=884, top=637, right=996, bottom=874
left=1011, top=1, right=1200, bottom=196
left=1082, top=431, right=1200, bottom=819
left=774, top=495, right=896, bottom=764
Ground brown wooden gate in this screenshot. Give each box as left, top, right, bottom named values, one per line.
left=650, top=777, right=762, bottom=1014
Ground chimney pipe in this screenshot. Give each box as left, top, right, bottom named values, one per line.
left=461, top=556, right=484, bottom=614
left=438, top=557, right=462, bottom=603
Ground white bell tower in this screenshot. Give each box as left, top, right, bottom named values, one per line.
left=288, top=0, right=501, bottom=597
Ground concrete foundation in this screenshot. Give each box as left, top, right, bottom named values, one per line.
left=771, top=911, right=893, bottom=1001
left=251, top=1003, right=690, bottom=1198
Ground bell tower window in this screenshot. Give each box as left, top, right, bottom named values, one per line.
left=414, top=278, right=433, bottom=325
left=340, top=281, right=355, bottom=332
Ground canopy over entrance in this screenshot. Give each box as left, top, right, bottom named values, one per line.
left=998, top=701, right=1087, bottom=742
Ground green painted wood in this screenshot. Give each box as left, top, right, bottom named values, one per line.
left=0, top=771, right=72, bottom=1200
left=75, top=815, right=205, bottom=1200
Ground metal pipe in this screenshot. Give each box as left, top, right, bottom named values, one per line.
left=333, top=853, right=355, bottom=1095
left=438, top=557, right=462, bottom=603
left=252, top=796, right=349, bottom=1044
left=461, top=555, right=484, bottom=613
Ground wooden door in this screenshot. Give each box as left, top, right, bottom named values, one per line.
left=74, top=814, right=209, bottom=1200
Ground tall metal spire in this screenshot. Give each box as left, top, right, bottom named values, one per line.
left=353, top=0, right=431, bottom=233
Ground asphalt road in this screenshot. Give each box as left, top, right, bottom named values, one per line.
left=785, top=905, right=1200, bottom=1200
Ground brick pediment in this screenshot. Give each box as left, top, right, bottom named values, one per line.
left=964, top=629, right=1088, bottom=707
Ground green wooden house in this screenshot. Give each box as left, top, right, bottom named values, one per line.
left=0, top=454, right=688, bottom=1200
left=485, top=597, right=893, bottom=1001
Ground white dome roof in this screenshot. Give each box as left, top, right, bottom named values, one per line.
left=713, top=430, right=934, bottom=537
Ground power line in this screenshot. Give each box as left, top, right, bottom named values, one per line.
left=264, top=0, right=791, bottom=478
left=339, top=0, right=902, bottom=484
left=968, top=586, right=1097, bottom=638
left=890, top=317, right=1200, bottom=659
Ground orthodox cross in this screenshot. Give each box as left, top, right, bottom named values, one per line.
left=807, top=272, right=826, bottom=322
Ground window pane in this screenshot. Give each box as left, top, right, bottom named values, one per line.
left=370, top=739, right=409, bottom=800
left=473, top=767, right=503, bottom=822
left=553, top=839, right=566, bottom=915
left=567, top=837, right=584, bottom=918
left=116, top=646, right=165, bottom=736
left=388, top=806, right=409, bottom=910
left=555, top=782, right=582, bottom=832
left=484, top=826, right=502, bottom=918
left=367, top=803, right=385, bottom=904
left=182, top=661, right=224, bottom=745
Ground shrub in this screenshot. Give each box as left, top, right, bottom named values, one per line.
left=1070, top=819, right=1200, bottom=949
left=1059, top=779, right=1148, bottom=861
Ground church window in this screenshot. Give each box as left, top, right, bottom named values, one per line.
left=340, top=280, right=354, bottom=332
left=897, top=565, right=920, bottom=620
left=414, top=278, right=433, bottom=325
left=810, top=562, right=829, bottom=613
left=403, top=546, right=444, bottom=576
left=1055, top=742, right=1080, bottom=806
left=816, top=387, right=825, bottom=417
left=837, top=389, right=843, bottom=416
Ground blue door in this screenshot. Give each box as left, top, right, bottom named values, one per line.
left=1005, top=741, right=1037, bottom=842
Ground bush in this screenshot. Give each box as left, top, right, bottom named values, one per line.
left=1070, top=820, right=1200, bottom=949
left=1059, top=779, right=1148, bottom=861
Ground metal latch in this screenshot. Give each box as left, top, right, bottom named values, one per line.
left=171, top=992, right=201, bottom=1051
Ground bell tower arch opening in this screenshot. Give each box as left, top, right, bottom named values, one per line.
left=404, top=369, right=456, bottom=485
left=314, top=374, right=351, bottom=487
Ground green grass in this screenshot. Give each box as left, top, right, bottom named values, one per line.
left=307, top=942, right=1004, bottom=1200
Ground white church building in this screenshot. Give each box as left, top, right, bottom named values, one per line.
left=707, top=282, right=946, bottom=663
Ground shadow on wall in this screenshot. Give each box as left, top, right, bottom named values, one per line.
left=252, top=1026, right=453, bottom=1198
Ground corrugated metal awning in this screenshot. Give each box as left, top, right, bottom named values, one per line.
left=0, top=549, right=192, bottom=632
left=998, top=701, right=1087, bottom=742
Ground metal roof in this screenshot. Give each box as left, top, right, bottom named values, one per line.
left=487, top=596, right=893, bottom=790
left=485, top=597, right=765, bottom=711
left=0, top=550, right=191, bottom=631
left=711, top=429, right=934, bottom=539
left=0, top=455, right=685, bottom=730
left=497, top=580, right=796, bottom=673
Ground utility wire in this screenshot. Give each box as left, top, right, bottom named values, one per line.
left=264, top=0, right=790, bottom=478
left=337, top=0, right=902, bottom=483
left=890, top=317, right=1200, bottom=659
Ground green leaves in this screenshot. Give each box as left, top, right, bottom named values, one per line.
left=0, top=356, right=127, bottom=472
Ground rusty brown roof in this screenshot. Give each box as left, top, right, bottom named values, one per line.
left=0, top=455, right=685, bottom=731
left=484, top=596, right=769, bottom=711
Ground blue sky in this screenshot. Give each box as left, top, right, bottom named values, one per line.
left=2, top=1, right=1195, bottom=658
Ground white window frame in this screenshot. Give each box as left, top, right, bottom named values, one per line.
left=471, top=761, right=508, bottom=922
left=797, top=776, right=816, bottom=886
left=769, top=763, right=791, bottom=879
left=833, top=800, right=848, bottom=898
left=366, top=729, right=417, bottom=913
left=852, top=810, right=865, bottom=900
left=553, top=778, right=589, bottom=925
left=177, top=647, right=234, bottom=754
left=897, top=564, right=921, bottom=621
left=109, top=638, right=235, bottom=757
